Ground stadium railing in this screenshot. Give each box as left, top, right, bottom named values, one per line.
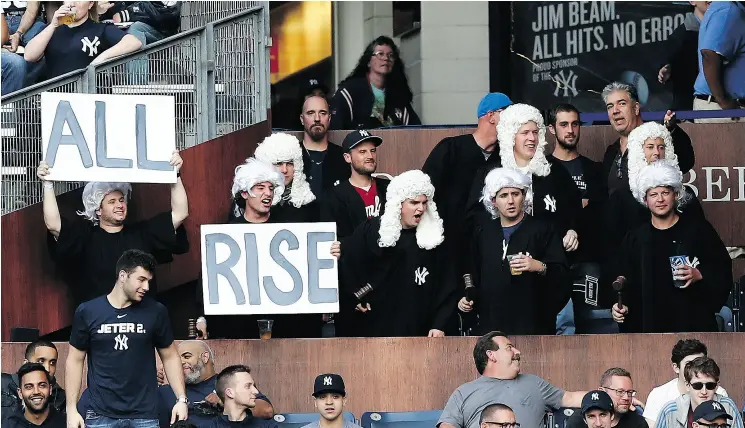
left=0, top=3, right=270, bottom=215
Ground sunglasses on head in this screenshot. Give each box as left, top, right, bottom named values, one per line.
left=690, top=382, right=717, bottom=391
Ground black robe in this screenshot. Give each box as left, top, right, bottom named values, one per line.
left=319, top=177, right=390, bottom=238
left=339, top=217, right=455, bottom=337
left=609, top=214, right=731, bottom=333
left=465, top=213, right=569, bottom=335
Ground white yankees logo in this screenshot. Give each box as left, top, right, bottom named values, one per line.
left=81, top=36, right=101, bottom=57
left=712, top=402, right=721, bottom=410
left=358, top=130, right=370, bottom=137
left=591, top=392, right=599, bottom=400
left=543, top=194, right=557, bottom=212
left=323, top=376, right=332, bottom=386
left=414, top=267, right=429, bottom=285
left=114, top=334, right=128, bottom=351
left=502, top=240, right=508, bottom=261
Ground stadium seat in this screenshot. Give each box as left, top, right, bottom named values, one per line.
left=273, top=412, right=357, bottom=427
left=360, top=410, right=442, bottom=428
left=550, top=408, right=578, bottom=428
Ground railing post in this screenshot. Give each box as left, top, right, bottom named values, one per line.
left=199, top=23, right=217, bottom=142
left=257, top=2, right=270, bottom=123
left=82, top=66, right=97, bottom=94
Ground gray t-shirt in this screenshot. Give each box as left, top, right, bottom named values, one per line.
left=438, top=374, right=565, bottom=428
left=300, top=421, right=363, bottom=428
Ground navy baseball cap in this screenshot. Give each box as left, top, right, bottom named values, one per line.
left=693, top=400, right=732, bottom=422
left=301, top=78, right=330, bottom=98
left=477, top=92, right=513, bottom=118
left=313, top=373, right=346, bottom=397
left=341, top=129, right=383, bottom=152
left=581, top=390, right=614, bottom=415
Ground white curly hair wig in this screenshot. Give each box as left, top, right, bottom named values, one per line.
left=231, top=157, right=285, bottom=206
left=253, top=133, right=315, bottom=207
left=627, top=121, right=680, bottom=204
left=77, top=181, right=132, bottom=224
left=480, top=168, right=533, bottom=219
left=378, top=170, right=444, bottom=250
left=497, top=103, right=551, bottom=177
left=634, top=160, right=691, bottom=208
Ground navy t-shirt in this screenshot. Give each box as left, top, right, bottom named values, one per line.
left=157, top=376, right=271, bottom=428
left=44, top=18, right=125, bottom=78
left=69, top=296, right=174, bottom=419
left=558, top=157, right=587, bottom=198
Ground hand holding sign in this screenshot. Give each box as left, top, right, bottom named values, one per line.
left=37, top=161, right=52, bottom=182
left=330, top=241, right=341, bottom=260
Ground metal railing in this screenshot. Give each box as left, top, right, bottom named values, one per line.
left=1, top=4, right=270, bottom=215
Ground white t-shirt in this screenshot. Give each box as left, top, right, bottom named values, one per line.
left=643, top=378, right=728, bottom=423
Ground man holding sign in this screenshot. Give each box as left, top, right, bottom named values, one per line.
left=339, top=169, right=455, bottom=337
left=37, top=150, right=189, bottom=307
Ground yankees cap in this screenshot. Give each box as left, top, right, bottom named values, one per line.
left=341, top=129, right=383, bottom=152
left=581, top=390, right=614, bottom=415
left=313, top=373, right=346, bottom=397
left=693, top=400, right=732, bottom=422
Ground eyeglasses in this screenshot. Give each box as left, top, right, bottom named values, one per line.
left=602, top=386, right=637, bottom=397
left=690, top=382, right=718, bottom=391
left=372, top=51, right=396, bottom=60
left=695, top=423, right=730, bottom=428
left=483, top=422, right=520, bottom=428
left=615, top=153, right=624, bottom=179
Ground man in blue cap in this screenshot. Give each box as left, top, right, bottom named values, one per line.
left=581, top=390, right=615, bottom=428
left=422, top=92, right=513, bottom=334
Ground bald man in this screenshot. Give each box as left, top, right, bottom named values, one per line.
left=479, top=403, right=518, bottom=428
left=157, top=341, right=274, bottom=427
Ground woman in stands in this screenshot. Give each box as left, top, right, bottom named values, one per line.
left=24, top=1, right=141, bottom=80
left=329, top=35, right=421, bottom=130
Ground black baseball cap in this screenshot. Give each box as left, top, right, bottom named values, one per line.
left=301, top=78, right=330, bottom=99
left=341, top=130, right=383, bottom=152
left=313, top=373, right=346, bottom=397
left=581, top=390, right=614, bottom=415
left=693, top=400, right=732, bottom=422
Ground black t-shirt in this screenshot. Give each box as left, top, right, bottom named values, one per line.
left=565, top=408, right=649, bottom=428
left=2, top=407, right=66, bottom=428
left=650, top=222, right=687, bottom=329
left=44, top=18, right=125, bottom=78
left=208, top=414, right=278, bottom=428
left=1, top=1, right=30, bottom=15
left=50, top=212, right=183, bottom=305
left=306, top=149, right=327, bottom=196
left=69, top=296, right=174, bottom=419
left=558, top=157, right=587, bottom=198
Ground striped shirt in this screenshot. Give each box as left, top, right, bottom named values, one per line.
left=654, top=394, right=743, bottom=428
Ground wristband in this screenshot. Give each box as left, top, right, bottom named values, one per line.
left=43, top=182, right=54, bottom=189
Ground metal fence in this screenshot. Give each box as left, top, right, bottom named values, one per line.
left=0, top=4, right=269, bottom=215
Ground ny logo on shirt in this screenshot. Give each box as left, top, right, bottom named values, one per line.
left=502, top=240, right=508, bottom=261
left=365, top=195, right=381, bottom=217
left=543, top=194, right=557, bottom=212
left=114, top=334, right=128, bottom=351
left=414, top=267, right=429, bottom=285
left=81, top=36, right=101, bottom=57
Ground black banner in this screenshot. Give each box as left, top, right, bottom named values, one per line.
left=510, top=1, right=691, bottom=113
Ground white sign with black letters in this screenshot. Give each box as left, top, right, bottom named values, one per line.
left=41, top=92, right=176, bottom=183
left=200, top=222, right=339, bottom=315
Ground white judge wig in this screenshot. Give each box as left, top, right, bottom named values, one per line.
left=253, top=133, right=315, bottom=207
left=497, top=103, right=551, bottom=177
left=231, top=157, right=285, bottom=206
left=627, top=121, right=680, bottom=204
left=378, top=170, right=444, bottom=250
left=77, top=182, right=132, bottom=224
left=634, top=160, right=691, bottom=208
left=480, top=168, right=533, bottom=219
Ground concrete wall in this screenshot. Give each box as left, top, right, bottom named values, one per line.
left=333, top=1, right=490, bottom=125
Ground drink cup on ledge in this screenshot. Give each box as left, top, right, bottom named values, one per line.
left=257, top=319, right=274, bottom=340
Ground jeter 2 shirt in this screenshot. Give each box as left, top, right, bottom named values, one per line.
left=69, top=296, right=175, bottom=419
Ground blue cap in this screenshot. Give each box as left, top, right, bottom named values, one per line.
left=477, top=93, right=513, bottom=118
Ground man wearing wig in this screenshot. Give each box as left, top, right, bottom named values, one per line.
left=338, top=170, right=455, bottom=337
left=37, top=152, right=189, bottom=307
left=459, top=168, right=568, bottom=335
left=602, top=122, right=705, bottom=287
left=610, top=161, right=731, bottom=332
left=229, top=133, right=318, bottom=223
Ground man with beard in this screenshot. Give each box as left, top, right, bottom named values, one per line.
left=157, top=341, right=274, bottom=427
left=230, top=133, right=318, bottom=223
left=2, top=363, right=65, bottom=428
left=2, top=340, right=66, bottom=413
left=338, top=170, right=454, bottom=337
left=37, top=151, right=189, bottom=308
left=209, top=366, right=278, bottom=428
left=423, top=93, right=512, bottom=334
left=610, top=161, right=731, bottom=333
left=65, top=250, right=188, bottom=428
left=301, top=95, right=350, bottom=196
left=438, top=331, right=587, bottom=428
left=600, top=82, right=694, bottom=195
left=548, top=104, right=615, bottom=334
left=458, top=168, right=568, bottom=335
left=565, top=368, right=648, bottom=428
left=321, top=130, right=389, bottom=238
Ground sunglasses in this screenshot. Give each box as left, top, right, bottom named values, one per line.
left=690, top=382, right=717, bottom=391
left=483, top=423, right=520, bottom=428
left=696, top=423, right=730, bottom=428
